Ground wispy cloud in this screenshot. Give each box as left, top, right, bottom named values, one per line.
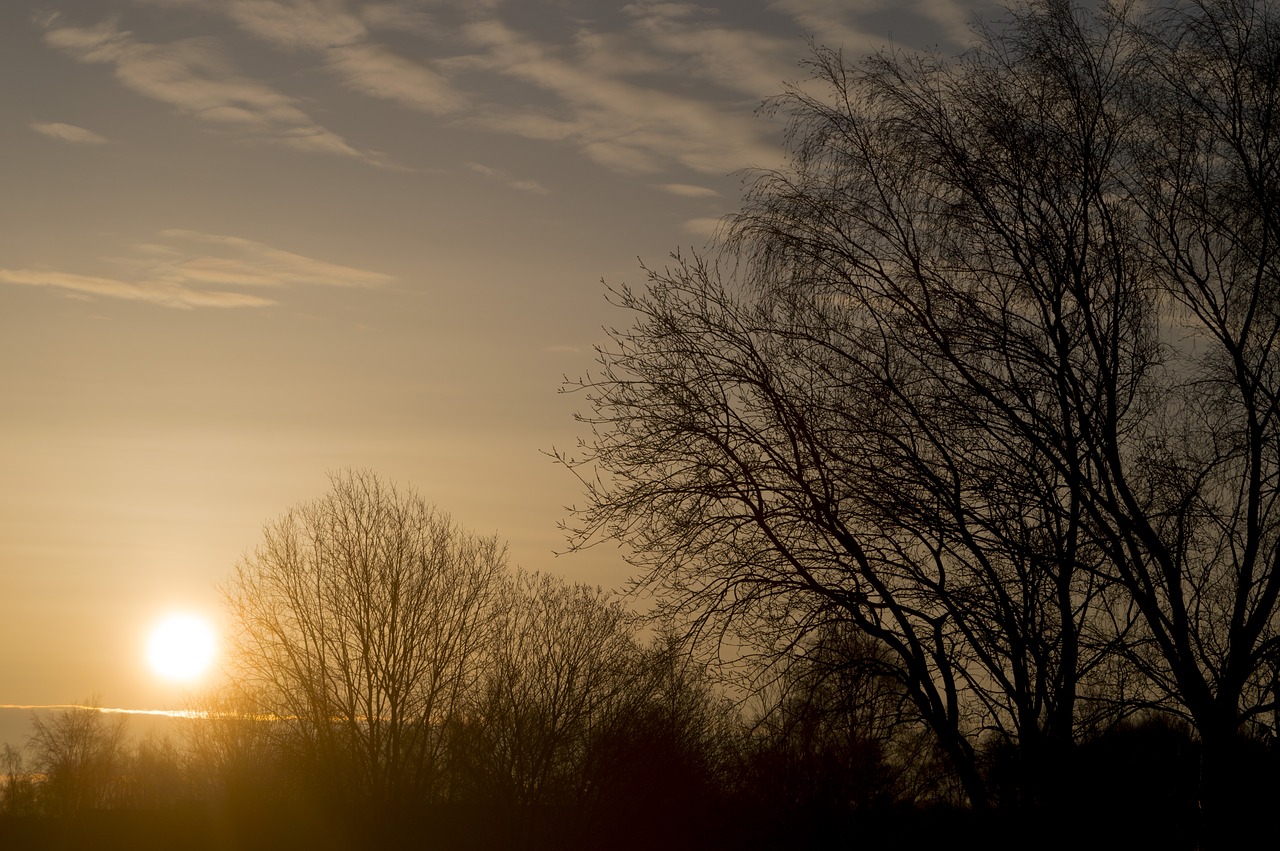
left=767, top=0, right=887, bottom=51
left=48, top=3, right=793, bottom=179
left=0, top=703, right=204, bottom=717
left=0, top=230, right=393, bottom=309
left=682, top=217, right=725, bottom=238
left=0, top=267, right=276, bottom=309
left=359, top=2, right=437, bottom=35
left=40, top=17, right=392, bottom=166
left=623, top=2, right=799, bottom=99
left=466, top=162, right=549, bottom=194
left=151, top=230, right=396, bottom=288
left=222, top=0, right=464, bottom=115
left=770, top=0, right=983, bottom=50
left=658, top=183, right=721, bottom=198
left=30, top=121, right=109, bottom=144
left=460, top=20, right=782, bottom=176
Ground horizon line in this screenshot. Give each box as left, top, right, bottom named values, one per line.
left=0, top=703, right=206, bottom=718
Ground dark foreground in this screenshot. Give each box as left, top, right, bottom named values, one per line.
left=0, top=801, right=1251, bottom=851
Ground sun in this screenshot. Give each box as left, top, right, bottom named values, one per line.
left=146, top=613, right=217, bottom=682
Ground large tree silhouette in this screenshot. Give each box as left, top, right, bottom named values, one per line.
left=561, top=0, right=1280, bottom=835
left=223, top=469, right=507, bottom=813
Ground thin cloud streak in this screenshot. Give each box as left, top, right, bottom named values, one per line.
left=30, top=121, right=109, bottom=144
left=222, top=0, right=465, bottom=115
left=682, top=216, right=725, bottom=238
left=460, top=20, right=782, bottom=176
left=0, top=267, right=277, bottom=309
left=155, top=230, right=397, bottom=288
left=623, top=2, right=799, bottom=100
left=769, top=0, right=984, bottom=51
left=40, top=17, right=393, bottom=167
left=466, top=162, right=549, bottom=194
left=36, top=1, right=974, bottom=186
left=658, top=183, right=721, bottom=198
left=0, top=703, right=205, bottom=718
left=0, top=230, right=394, bottom=309
left=103, top=2, right=790, bottom=179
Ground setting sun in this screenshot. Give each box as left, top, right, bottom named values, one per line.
left=146, top=614, right=217, bottom=682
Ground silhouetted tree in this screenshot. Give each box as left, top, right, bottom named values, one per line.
left=448, top=580, right=737, bottom=850
left=577, top=633, right=739, bottom=848
left=1, top=743, right=37, bottom=817
left=742, top=623, right=935, bottom=814
left=561, top=0, right=1280, bottom=834
left=222, top=469, right=507, bottom=816
left=26, top=702, right=129, bottom=816
left=458, top=573, right=635, bottom=844
left=119, top=733, right=186, bottom=810
left=180, top=688, right=285, bottom=806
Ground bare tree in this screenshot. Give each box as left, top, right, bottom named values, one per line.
left=456, top=576, right=735, bottom=848
left=743, top=623, right=943, bottom=813
left=120, top=732, right=186, bottom=810
left=26, top=702, right=129, bottom=816
left=576, top=632, right=741, bottom=846
left=180, top=687, right=286, bottom=805
left=561, top=0, right=1280, bottom=831
left=462, top=573, right=636, bottom=819
left=1, top=743, right=37, bottom=816
left=222, top=469, right=507, bottom=812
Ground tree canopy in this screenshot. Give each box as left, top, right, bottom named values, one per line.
left=562, top=0, right=1280, bottom=835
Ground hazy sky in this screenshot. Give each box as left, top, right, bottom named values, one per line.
left=0, top=0, right=996, bottom=710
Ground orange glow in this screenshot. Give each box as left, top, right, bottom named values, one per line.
left=146, top=614, right=217, bottom=682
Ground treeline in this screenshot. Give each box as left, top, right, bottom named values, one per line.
left=1, top=608, right=950, bottom=850
left=553, top=0, right=1280, bottom=848
left=0, top=470, right=985, bottom=850
left=8, top=0, right=1280, bottom=846
left=3, top=589, right=1265, bottom=850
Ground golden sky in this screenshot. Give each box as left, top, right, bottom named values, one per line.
left=0, top=0, right=992, bottom=710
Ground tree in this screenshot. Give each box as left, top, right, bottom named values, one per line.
left=222, top=469, right=507, bottom=814
left=454, top=576, right=735, bottom=850
left=1, top=743, right=37, bottom=817
left=26, top=702, right=128, bottom=816
left=571, top=632, right=740, bottom=849
left=561, top=0, right=1280, bottom=834
left=120, top=732, right=187, bottom=810
left=180, top=687, right=287, bottom=806
left=742, top=623, right=942, bottom=814
left=459, top=574, right=636, bottom=820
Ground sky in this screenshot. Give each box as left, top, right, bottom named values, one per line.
left=0, top=0, right=997, bottom=713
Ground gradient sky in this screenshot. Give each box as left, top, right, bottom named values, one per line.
left=1, top=0, right=996, bottom=710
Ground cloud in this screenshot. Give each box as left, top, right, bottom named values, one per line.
left=767, top=0, right=892, bottom=51
left=624, top=2, right=799, bottom=99
left=155, top=230, right=396, bottom=288
left=0, top=704, right=204, bottom=718
left=461, top=20, right=782, bottom=176
left=53, top=3, right=790, bottom=179
left=359, top=3, right=437, bottom=35
left=769, top=0, right=982, bottom=51
left=658, top=183, right=721, bottom=198
left=0, top=230, right=393, bottom=309
left=40, top=18, right=390, bottom=166
left=222, top=0, right=464, bottom=115
left=911, top=0, right=987, bottom=44
left=682, top=217, right=725, bottom=238
left=30, top=121, right=109, bottom=144
left=465, top=162, right=549, bottom=194
left=0, top=267, right=276, bottom=309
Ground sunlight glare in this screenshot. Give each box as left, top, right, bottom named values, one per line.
left=146, top=613, right=217, bottom=682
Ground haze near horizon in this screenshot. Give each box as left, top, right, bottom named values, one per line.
left=0, top=0, right=994, bottom=711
